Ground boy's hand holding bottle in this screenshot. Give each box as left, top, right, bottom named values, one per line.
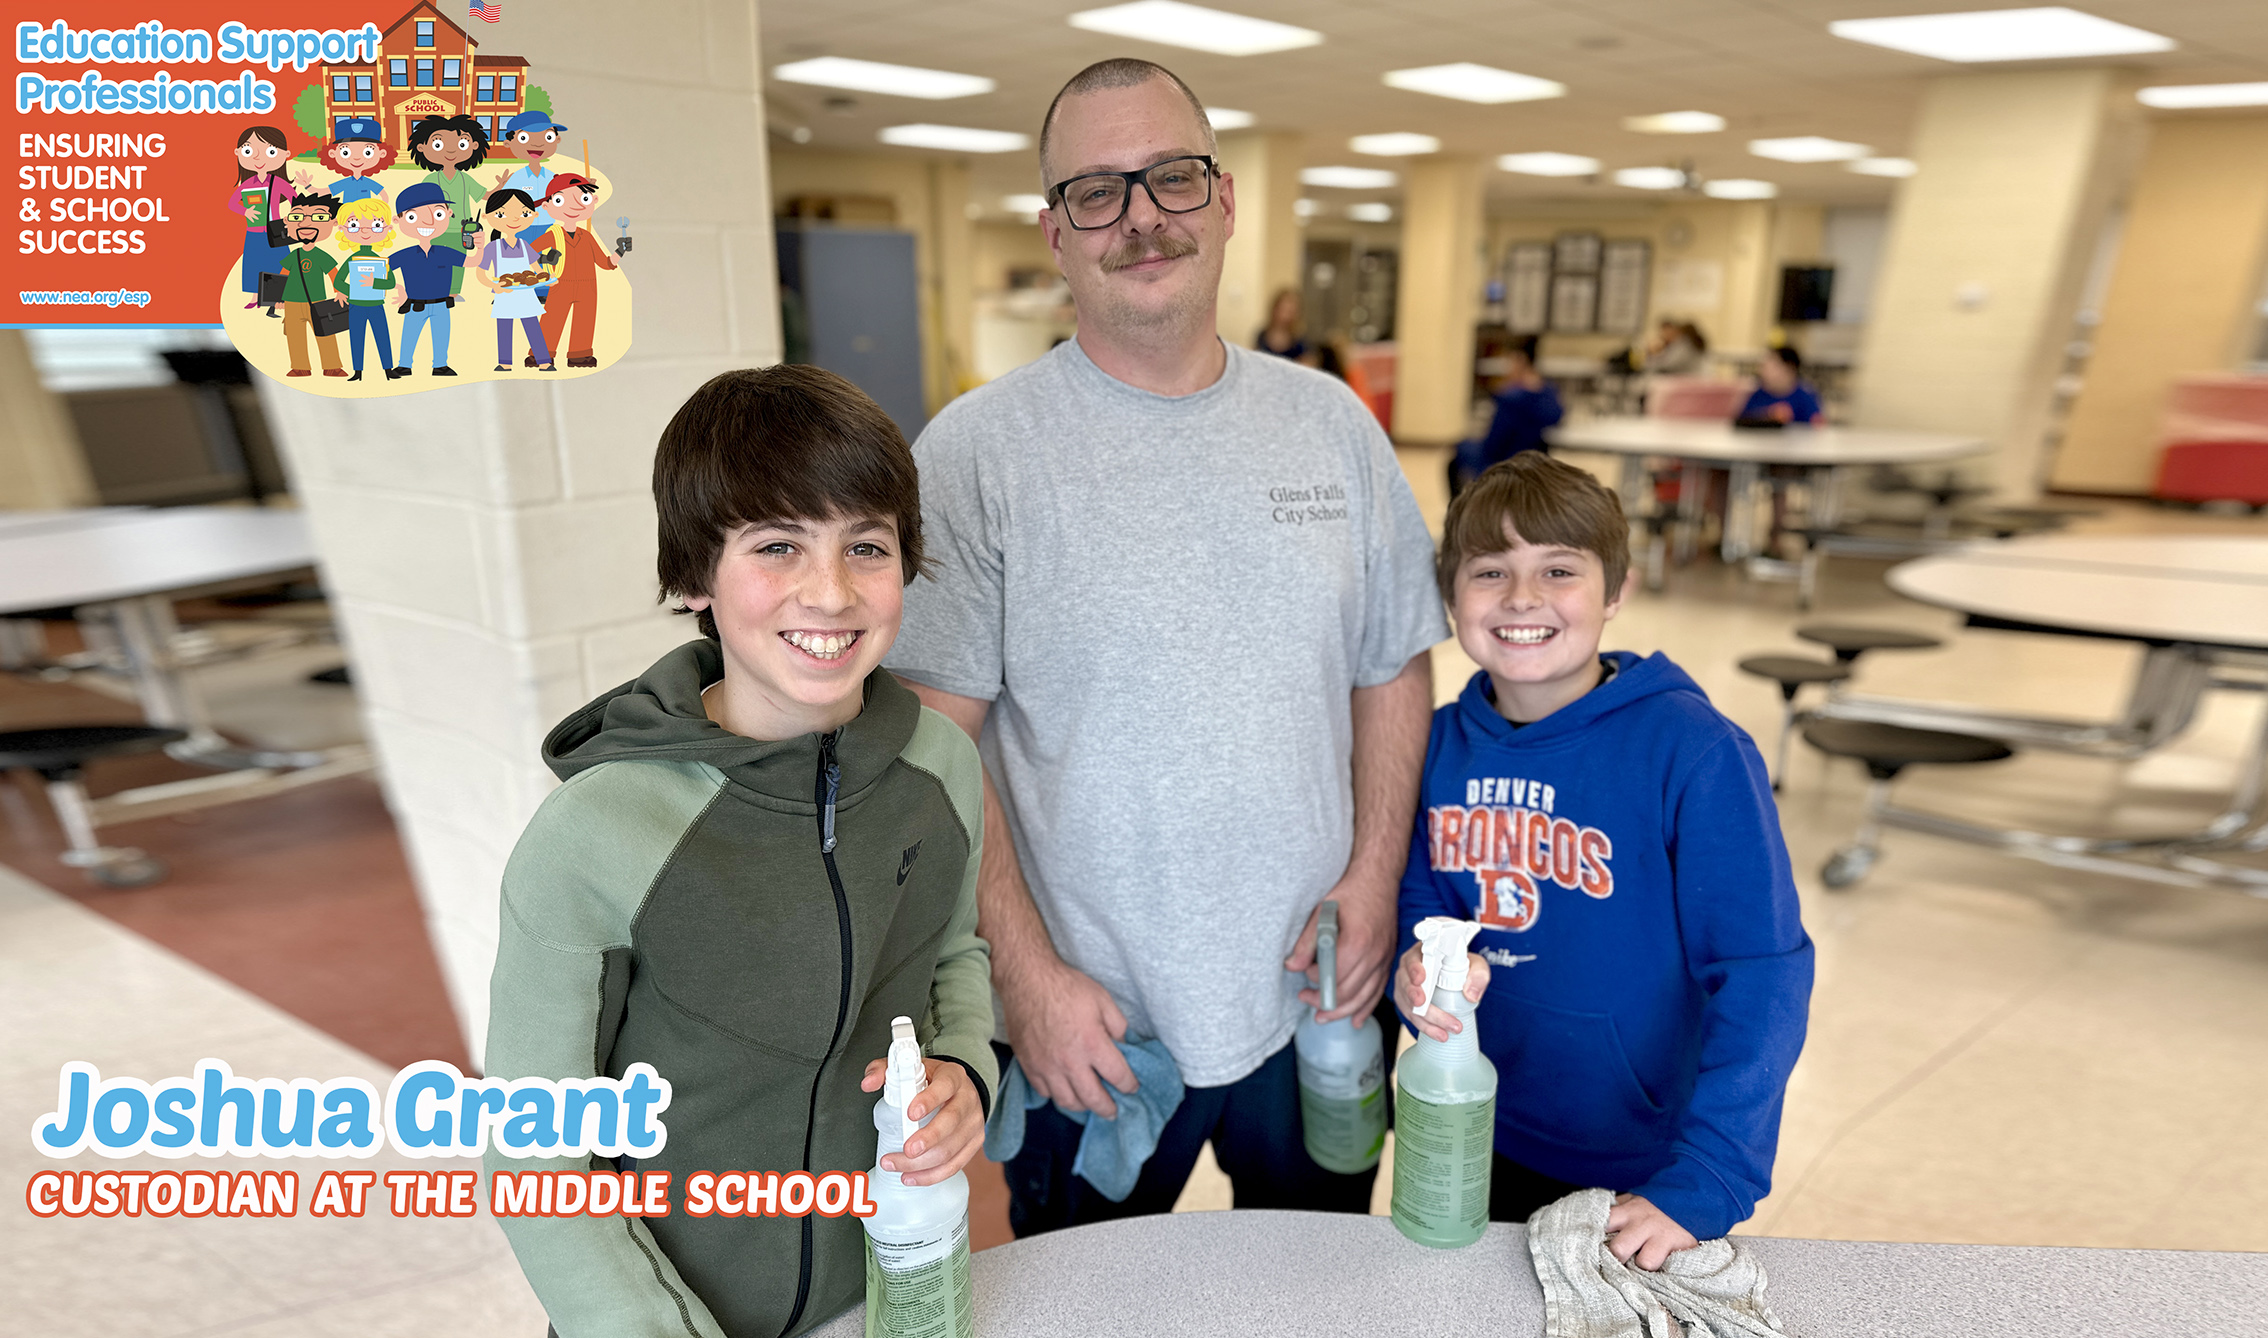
left=859, top=1057, right=982, bottom=1186
left=1396, top=942, right=1490, bottom=1041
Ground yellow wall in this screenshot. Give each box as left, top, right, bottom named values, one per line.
left=1482, top=199, right=1800, bottom=361
left=2052, top=115, right=2268, bottom=493
left=1853, top=68, right=2146, bottom=495
left=766, top=145, right=976, bottom=410
left=971, top=220, right=1058, bottom=293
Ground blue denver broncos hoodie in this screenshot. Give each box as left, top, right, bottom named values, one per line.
left=1398, top=651, right=1813, bottom=1240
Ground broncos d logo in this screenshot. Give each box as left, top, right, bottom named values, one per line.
left=1473, top=867, right=1540, bottom=932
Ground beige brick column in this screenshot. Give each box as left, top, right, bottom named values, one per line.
left=1853, top=68, right=2146, bottom=497
left=1214, top=130, right=1307, bottom=351
left=1392, top=155, right=1487, bottom=444
left=255, top=0, right=780, bottom=1066
left=0, top=331, right=97, bottom=509
left=2052, top=114, right=2268, bottom=493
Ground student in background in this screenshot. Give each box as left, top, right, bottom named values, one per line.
left=407, top=114, right=491, bottom=296
left=1256, top=287, right=1311, bottom=363
left=1642, top=319, right=1707, bottom=374
left=1451, top=337, right=1562, bottom=497
left=230, top=124, right=305, bottom=314
left=1738, top=346, right=1824, bottom=425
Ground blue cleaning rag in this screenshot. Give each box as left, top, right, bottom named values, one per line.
left=982, top=1036, right=1185, bottom=1203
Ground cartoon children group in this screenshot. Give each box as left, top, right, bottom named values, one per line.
left=230, top=109, right=624, bottom=384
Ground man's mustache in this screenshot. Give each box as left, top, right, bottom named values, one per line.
left=1101, top=233, right=1199, bottom=274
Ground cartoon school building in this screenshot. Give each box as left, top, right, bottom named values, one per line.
left=316, top=2, right=527, bottom=149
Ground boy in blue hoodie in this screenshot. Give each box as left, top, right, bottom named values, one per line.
left=1396, top=451, right=1812, bottom=1269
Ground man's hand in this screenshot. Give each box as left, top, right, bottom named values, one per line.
left=1283, top=874, right=1395, bottom=1025
left=1395, top=942, right=1490, bottom=1042
left=998, top=957, right=1138, bottom=1119
left=860, top=1058, right=983, bottom=1188
left=1605, top=1194, right=1698, bottom=1271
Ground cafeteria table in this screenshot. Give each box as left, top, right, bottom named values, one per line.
left=808, top=1209, right=2266, bottom=1338
left=0, top=506, right=373, bottom=854
left=1820, top=533, right=2268, bottom=892
left=1550, top=418, right=1989, bottom=582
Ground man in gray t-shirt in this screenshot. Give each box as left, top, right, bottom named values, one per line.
left=886, top=57, right=1444, bottom=1233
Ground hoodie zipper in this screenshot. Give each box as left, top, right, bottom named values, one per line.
left=782, top=730, right=853, bottom=1338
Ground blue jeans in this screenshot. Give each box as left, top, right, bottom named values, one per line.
left=397, top=302, right=450, bottom=370
left=239, top=231, right=287, bottom=295
left=347, top=305, right=393, bottom=374
left=1002, top=1028, right=1388, bottom=1238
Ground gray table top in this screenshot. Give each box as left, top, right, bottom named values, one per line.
left=0, top=507, right=316, bottom=615
left=1889, top=534, right=2268, bottom=650
left=811, top=1210, right=2268, bottom=1337
left=1555, top=417, right=1988, bottom=466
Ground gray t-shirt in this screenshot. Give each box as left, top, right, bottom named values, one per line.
left=885, top=338, right=1446, bottom=1087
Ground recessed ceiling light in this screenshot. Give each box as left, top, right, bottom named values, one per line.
left=1749, top=136, right=1872, bottom=162
left=1293, top=198, right=1322, bottom=217
left=1206, top=107, right=1257, bottom=130
left=1614, top=166, right=1686, bottom=190
left=1350, top=133, right=1441, bottom=156
left=1347, top=202, right=1394, bottom=222
left=1067, top=2, right=1323, bottom=56
left=1383, top=63, right=1566, bottom=104
left=1625, top=111, right=1725, bottom=134
left=1002, top=194, right=1049, bottom=216
left=1828, top=7, right=2173, bottom=62
left=2138, top=82, right=2268, bottom=109
left=1704, top=178, right=1778, bottom=199
left=772, top=57, right=996, bottom=100
left=1848, top=156, right=1919, bottom=177
left=878, top=124, right=1032, bottom=153
left=1498, top=152, right=1601, bottom=177
left=1301, top=165, right=1399, bottom=189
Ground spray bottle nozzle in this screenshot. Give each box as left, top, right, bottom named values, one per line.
left=1411, top=917, right=1483, bottom=1019
left=884, top=1015, right=926, bottom=1112
left=1316, top=900, right=1339, bottom=1015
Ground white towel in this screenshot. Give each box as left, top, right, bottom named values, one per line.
left=1528, top=1189, right=1788, bottom=1338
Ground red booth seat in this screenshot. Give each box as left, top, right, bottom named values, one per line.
left=2156, top=439, right=2268, bottom=506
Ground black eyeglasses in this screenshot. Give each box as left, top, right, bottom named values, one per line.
left=1045, top=155, right=1217, bottom=230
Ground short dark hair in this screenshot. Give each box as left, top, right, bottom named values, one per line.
left=1766, top=344, right=1803, bottom=371
left=1438, top=452, right=1630, bottom=602
left=288, top=192, right=342, bottom=218
left=407, top=114, right=489, bottom=171
left=654, top=366, right=926, bottom=640
left=1039, top=58, right=1216, bottom=187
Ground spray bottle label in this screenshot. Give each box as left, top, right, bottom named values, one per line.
left=1300, top=1083, right=1387, bottom=1173
left=864, top=1215, right=972, bottom=1338
left=1390, top=1092, right=1493, bottom=1242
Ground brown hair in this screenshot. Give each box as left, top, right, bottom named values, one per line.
left=1437, top=452, right=1630, bottom=602
left=235, top=124, right=290, bottom=182
left=1039, top=58, right=1216, bottom=188
left=654, top=365, right=925, bottom=640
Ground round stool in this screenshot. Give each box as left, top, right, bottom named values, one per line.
left=0, top=725, right=186, bottom=887
left=1795, top=624, right=1943, bottom=665
left=1737, top=656, right=1853, bottom=790
left=1800, top=718, right=2012, bottom=889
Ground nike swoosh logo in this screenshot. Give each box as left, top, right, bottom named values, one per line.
left=897, top=841, right=922, bottom=886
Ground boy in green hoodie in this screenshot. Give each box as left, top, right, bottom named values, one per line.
left=484, top=364, right=997, bottom=1338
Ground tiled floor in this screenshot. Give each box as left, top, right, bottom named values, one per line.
left=7, top=462, right=2267, bottom=1332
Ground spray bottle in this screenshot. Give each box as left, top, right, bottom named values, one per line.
left=862, top=1016, right=973, bottom=1338
left=1390, top=917, right=1496, bottom=1249
left=1293, top=901, right=1387, bottom=1173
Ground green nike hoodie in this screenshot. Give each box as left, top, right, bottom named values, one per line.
left=483, top=638, right=996, bottom=1338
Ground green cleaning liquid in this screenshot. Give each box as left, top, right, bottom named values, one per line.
left=1390, top=918, right=1497, bottom=1249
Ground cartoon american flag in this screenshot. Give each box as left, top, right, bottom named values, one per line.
left=469, top=0, right=501, bottom=21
